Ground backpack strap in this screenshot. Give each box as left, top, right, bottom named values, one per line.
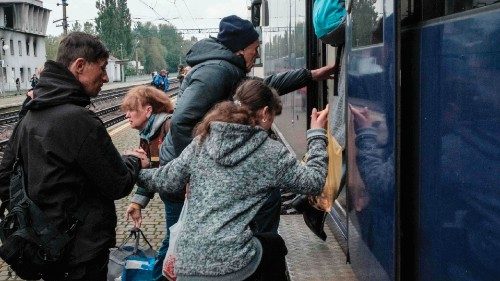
left=159, top=114, right=172, bottom=142
left=8, top=144, right=90, bottom=259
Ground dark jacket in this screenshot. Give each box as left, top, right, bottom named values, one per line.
left=0, top=61, right=141, bottom=264
left=133, top=37, right=313, bottom=206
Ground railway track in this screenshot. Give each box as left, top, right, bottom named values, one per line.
left=0, top=81, right=180, bottom=158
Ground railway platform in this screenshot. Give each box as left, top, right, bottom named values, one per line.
left=0, top=117, right=357, bottom=281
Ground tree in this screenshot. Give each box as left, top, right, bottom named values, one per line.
left=95, top=0, right=132, bottom=59
left=351, top=0, right=378, bottom=47
left=45, top=35, right=62, bottom=61
left=144, top=37, right=167, bottom=73
left=83, top=22, right=96, bottom=35
left=131, top=21, right=195, bottom=73
left=158, top=24, right=183, bottom=72
left=70, top=21, right=82, bottom=32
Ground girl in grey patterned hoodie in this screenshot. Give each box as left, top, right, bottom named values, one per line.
left=137, top=79, right=329, bottom=280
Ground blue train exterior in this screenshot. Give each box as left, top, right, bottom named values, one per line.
left=253, top=0, right=500, bottom=280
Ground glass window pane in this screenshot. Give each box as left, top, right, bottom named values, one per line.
left=423, top=0, right=499, bottom=20
left=351, top=0, right=384, bottom=48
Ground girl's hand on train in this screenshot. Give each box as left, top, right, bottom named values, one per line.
left=126, top=203, right=143, bottom=228
left=310, top=105, right=329, bottom=129
left=311, top=64, right=337, bottom=81
left=349, top=104, right=371, bottom=129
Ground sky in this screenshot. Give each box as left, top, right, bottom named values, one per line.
left=43, top=0, right=251, bottom=38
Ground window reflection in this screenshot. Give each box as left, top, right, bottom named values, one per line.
left=263, top=0, right=308, bottom=156
left=351, top=0, right=384, bottom=48
left=404, top=0, right=500, bottom=24
left=348, top=101, right=394, bottom=279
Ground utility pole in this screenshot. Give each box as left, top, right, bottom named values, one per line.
left=135, top=49, right=139, bottom=75
left=62, top=0, right=68, bottom=35
left=55, top=0, right=69, bottom=35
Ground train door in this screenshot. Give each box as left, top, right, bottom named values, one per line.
left=345, top=0, right=399, bottom=280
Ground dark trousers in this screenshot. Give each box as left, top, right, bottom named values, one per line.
left=244, top=232, right=288, bottom=281
left=252, top=188, right=282, bottom=234
left=41, top=249, right=109, bottom=281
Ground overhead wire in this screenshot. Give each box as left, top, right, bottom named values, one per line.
left=180, top=0, right=200, bottom=30
left=137, top=0, right=173, bottom=24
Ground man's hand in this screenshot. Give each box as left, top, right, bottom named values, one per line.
left=124, top=148, right=150, bottom=168
left=311, top=64, right=337, bottom=81
left=126, top=203, right=143, bottom=228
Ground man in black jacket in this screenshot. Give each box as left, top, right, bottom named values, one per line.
left=127, top=15, right=336, bottom=281
left=0, top=32, right=148, bottom=280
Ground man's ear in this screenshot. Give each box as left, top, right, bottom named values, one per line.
left=69, top=58, right=86, bottom=76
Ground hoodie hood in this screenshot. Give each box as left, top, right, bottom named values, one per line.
left=185, top=37, right=246, bottom=71
left=204, top=122, right=269, bottom=166
left=26, top=60, right=91, bottom=110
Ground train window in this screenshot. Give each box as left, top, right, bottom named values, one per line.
left=401, top=0, right=419, bottom=26
left=422, top=0, right=499, bottom=20
left=351, top=0, right=383, bottom=48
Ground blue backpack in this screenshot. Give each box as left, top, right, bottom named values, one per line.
left=313, top=0, right=347, bottom=46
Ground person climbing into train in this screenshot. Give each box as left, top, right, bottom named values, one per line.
left=133, top=79, right=329, bottom=280
left=126, top=15, right=336, bottom=281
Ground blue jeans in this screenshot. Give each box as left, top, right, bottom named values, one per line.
left=152, top=199, right=184, bottom=281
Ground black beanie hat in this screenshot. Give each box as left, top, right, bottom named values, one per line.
left=217, top=15, right=259, bottom=52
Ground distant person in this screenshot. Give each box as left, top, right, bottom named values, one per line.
left=127, top=15, right=335, bottom=281
left=0, top=32, right=148, bottom=280
left=176, top=65, right=191, bottom=85
left=15, top=77, right=20, bottom=94
left=30, top=74, right=39, bottom=88
left=135, top=79, right=329, bottom=280
left=177, top=64, right=185, bottom=84
left=152, top=69, right=169, bottom=92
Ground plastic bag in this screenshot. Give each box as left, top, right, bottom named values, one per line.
left=308, top=123, right=343, bottom=212
left=163, top=199, right=188, bottom=281
left=107, top=228, right=156, bottom=281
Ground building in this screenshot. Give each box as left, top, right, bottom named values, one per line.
left=107, top=55, right=128, bottom=83
left=0, top=0, right=50, bottom=92
left=127, top=60, right=144, bottom=75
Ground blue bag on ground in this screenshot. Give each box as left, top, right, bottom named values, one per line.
left=107, top=227, right=156, bottom=281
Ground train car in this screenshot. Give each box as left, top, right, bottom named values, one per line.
left=251, top=0, right=499, bottom=280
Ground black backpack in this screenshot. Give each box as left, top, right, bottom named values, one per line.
left=0, top=147, right=88, bottom=280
